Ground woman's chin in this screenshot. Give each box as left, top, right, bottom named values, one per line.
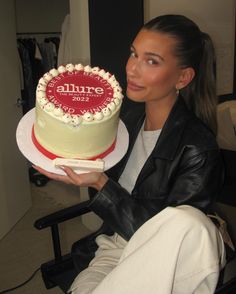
left=126, top=91, right=145, bottom=103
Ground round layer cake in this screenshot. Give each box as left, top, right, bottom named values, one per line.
left=33, top=63, right=123, bottom=159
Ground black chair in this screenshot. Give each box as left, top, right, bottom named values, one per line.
left=34, top=200, right=112, bottom=292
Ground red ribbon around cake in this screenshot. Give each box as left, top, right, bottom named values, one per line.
left=31, top=126, right=116, bottom=161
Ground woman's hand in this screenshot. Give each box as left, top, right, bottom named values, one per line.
left=32, top=165, right=108, bottom=191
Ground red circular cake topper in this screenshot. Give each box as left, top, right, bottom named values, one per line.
left=46, top=71, right=114, bottom=115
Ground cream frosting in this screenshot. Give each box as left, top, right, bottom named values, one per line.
left=49, top=68, right=59, bottom=77
left=75, top=63, right=84, bottom=71
left=65, top=63, right=74, bottom=72
left=58, top=65, right=66, bottom=73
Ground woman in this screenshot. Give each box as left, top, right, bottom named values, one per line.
left=34, top=15, right=225, bottom=293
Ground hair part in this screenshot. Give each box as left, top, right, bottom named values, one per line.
left=143, top=15, right=218, bottom=134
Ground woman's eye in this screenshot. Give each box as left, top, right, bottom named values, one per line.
left=147, top=59, right=158, bottom=65
left=130, top=51, right=136, bottom=58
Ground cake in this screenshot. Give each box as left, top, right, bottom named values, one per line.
left=33, top=63, right=123, bottom=159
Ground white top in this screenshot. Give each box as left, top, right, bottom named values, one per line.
left=118, top=122, right=162, bottom=193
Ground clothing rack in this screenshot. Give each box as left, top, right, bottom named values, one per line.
left=17, top=32, right=61, bottom=35
left=16, top=32, right=61, bottom=40
left=17, top=32, right=61, bottom=114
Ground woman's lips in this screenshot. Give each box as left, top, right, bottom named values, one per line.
left=127, top=80, right=145, bottom=91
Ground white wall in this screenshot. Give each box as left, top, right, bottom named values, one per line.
left=144, top=0, right=236, bottom=95
left=15, top=0, right=69, bottom=33
left=0, top=0, right=32, bottom=239
left=69, top=0, right=91, bottom=65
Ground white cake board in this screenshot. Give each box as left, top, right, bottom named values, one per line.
left=16, top=108, right=129, bottom=175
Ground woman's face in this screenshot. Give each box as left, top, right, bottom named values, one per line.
left=126, top=29, right=184, bottom=103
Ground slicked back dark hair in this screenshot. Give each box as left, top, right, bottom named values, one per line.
left=143, top=15, right=217, bottom=134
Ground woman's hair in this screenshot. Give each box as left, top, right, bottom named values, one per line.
left=143, top=15, right=218, bottom=134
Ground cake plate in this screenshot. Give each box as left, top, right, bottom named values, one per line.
left=16, top=108, right=129, bottom=175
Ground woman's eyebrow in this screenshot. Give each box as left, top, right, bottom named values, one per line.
left=145, top=51, right=164, bottom=61
left=130, top=45, right=164, bottom=61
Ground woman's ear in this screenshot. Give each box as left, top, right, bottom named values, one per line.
left=176, top=67, right=195, bottom=90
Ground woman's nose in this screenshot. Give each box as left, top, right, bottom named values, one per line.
left=126, top=58, right=139, bottom=77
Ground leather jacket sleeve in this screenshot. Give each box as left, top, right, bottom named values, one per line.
left=89, top=146, right=223, bottom=241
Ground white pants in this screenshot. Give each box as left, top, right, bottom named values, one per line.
left=69, top=205, right=226, bottom=294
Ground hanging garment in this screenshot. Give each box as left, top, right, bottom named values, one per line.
left=57, top=14, right=72, bottom=65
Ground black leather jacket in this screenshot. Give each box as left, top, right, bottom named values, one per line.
left=89, top=97, right=223, bottom=241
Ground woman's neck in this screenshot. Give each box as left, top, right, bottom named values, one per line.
left=144, top=96, right=177, bottom=131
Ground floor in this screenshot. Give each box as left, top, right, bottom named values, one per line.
left=0, top=180, right=92, bottom=294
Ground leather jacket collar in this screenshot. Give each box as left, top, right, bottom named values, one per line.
left=126, top=96, right=193, bottom=159
left=109, top=96, right=193, bottom=181
left=152, top=97, right=193, bottom=160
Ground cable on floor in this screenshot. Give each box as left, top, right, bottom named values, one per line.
left=0, top=267, right=40, bottom=293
